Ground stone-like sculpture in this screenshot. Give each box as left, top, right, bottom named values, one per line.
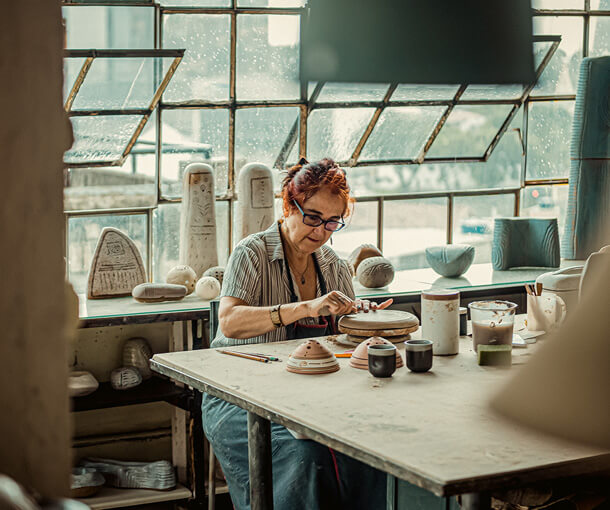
left=132, top=283, right=187, bottom=303
left=203, top=265, right=225, bottom=286
left=80, top=458, right=176, bottom=490
left=110, top=367, right=142, bottom=390
left=87, top=227, right=147, bottom=299
left=68, top=371, right=99, bottom=397
left=195, top=276, right=221, bottom=301
left=356, top=256, right=395, bottom=288
left=122, top=337, right=153, bottom=380
left=179, top=163, right=218, bottom=278
left=425, top=244, right=475, bottom=277
left=348, top=244, right=383, bottom=276
left=166, top=265, right=197, bottom=294
left=235, top=163, right=275, bottom=243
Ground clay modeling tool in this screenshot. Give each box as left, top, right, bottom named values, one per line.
left=218, top=350, right=269, bottom=363
left=536, top=282, right=543, bottom=296
left=525, top=284, right=533, bottom=296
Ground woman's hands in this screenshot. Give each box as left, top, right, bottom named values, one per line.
left=306, top=294, right=394, bottom=317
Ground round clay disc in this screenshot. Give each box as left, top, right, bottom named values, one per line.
left=346, top=334, right=411, bottom=345
left=338, top=324, right=419, bottom=337
left=338, top=310, right=419, bottom=330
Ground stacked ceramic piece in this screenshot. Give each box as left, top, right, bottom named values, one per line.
left=349, top=336, right=404, bottom=370
left=338, top=309, right=419, bottom=345
left=286, top=339, right=340, bottom=374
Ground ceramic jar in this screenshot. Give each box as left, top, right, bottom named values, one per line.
left=421, top=289, right=460, bottom=355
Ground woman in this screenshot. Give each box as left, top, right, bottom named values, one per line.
left=203, top=158, right=392, bottom=509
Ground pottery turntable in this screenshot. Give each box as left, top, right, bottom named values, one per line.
left=337, top=309, right=419, bottom=346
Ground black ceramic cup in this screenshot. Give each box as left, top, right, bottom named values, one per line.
left=367, top=344, right=397, bottom=378
left=404, top=340, right=433, bottom=373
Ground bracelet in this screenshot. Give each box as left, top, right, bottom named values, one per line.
left=270, top=304, right=283, bottom=328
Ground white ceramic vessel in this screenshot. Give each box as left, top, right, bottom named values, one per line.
left=421, top=289, right=460, bottom=355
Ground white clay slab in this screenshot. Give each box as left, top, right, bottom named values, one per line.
left=338, top=309, right=419, bottom=330
left=235, top=162, right=275, bottom=243
left=132, top=283, right=187, bottom=303
left=179, top=163, right=218, bottom=278
left=87, top=227, right=147, bottom=299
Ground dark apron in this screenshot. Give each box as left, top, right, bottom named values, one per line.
left=282, top=254, right=337, bottom=340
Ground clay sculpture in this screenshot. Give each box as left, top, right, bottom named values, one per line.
left=203, top=265, right=225, bottom=286
left=110, top=367, right=142, bottom=390
left=70, top=467, right=105, bottom=498
left=348, top=244, right=383, bottom=276
left=195, top=276, right=221, bottom=300
left=166, top=265, right=197, bottom=294
left=356, top=256, right=395, bottom=288
left=179, top=163, right=218, bottom=277
left=68, top=371, right=99, bottom=397
left=122, top=337, right=153, bottom=380
left=236, top=163, right=275, bottom=243
left=80, top=458, right=176, bottom=490
left=425, top=244, right=475, bottom=277
left=87, top=227, right=147, bottom=299
left=132, top=283, right=187, bottom=303
left=286, top=339, right=339, bottom=374
left=350, top=336, right=404, bottom=370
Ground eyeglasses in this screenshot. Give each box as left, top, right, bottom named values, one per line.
left=293, top=200, right=346, bottom=232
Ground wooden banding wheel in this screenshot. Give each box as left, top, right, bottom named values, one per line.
left=338, top=310, right=419, bottom=344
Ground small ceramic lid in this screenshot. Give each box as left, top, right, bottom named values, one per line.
left=289, top=339, right=335, bottom=360
left=339, top=310, right=418, bottom=330
left=536, top=265, right=583, bottom=292
left=350, top=336, right=404, bottom=369
left=421, top=289, right=460, bottom=301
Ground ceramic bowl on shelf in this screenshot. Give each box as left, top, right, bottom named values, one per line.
left=425, top=244, right=475, bottom=277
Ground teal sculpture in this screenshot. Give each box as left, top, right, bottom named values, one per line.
left=425, top=244, right=475, bottom=277
left=492, top=218, right=560, bottom=270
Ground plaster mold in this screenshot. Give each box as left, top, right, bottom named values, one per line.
left=179, top=163, right=218, bottom=277
left=236, top=163, right=275, bottom=242
left=166, top=265, right=197, bottom=294
left=195, top=276, right=221, bottom=301
left=87, top=227, right=147, bottom=299
left=356, top=256, right=395, bottom=288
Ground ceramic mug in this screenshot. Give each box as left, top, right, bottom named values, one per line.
left=527, top=293, right=566, bottom=332
left=404, top=340, right=433, bottom=373
left=367, top=344, right=397, bottom=378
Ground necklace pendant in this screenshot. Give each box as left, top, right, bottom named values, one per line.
left=301, top=276, right=306, bottom=284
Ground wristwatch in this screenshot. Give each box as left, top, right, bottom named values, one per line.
left=270, top=304, right=283, bottom=328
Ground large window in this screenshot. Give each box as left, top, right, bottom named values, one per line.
left=62, top=1, right=610, bottom=293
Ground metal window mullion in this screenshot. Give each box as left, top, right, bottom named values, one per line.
left=446, top=195, right=453, bottom=244
left=514, top=190, right=520, bottom=217
left=64, top=57, right=94, bottom=111
left=156, top=11, right=164, bottom=206
left=228, top=11, right=237, bottom=193
left=147, top=208, right=153, bottom=281
left=521, top=100, right=529, bottom=188
left=353, top=187, right=522, bottom=203
left=583, top=8, right=590, bottom=57
left=161, top=7, right=303, bottom=15
left=377, top=197, right=384, bottom=252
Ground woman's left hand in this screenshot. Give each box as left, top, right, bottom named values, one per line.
left=354, top=298, right=393, bottom=313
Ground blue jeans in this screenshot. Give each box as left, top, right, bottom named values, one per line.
left=202, top=394, right=387, bottom=510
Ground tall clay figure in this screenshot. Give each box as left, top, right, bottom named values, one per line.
left=179, top=163, right=218, bottom=277
left=235, top=162, right=275, bottom=244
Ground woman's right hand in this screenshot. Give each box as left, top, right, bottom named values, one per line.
left=306, top=291, right=356, bottom=317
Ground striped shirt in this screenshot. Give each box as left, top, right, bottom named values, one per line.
left=211, top=221, right=354, bottom=347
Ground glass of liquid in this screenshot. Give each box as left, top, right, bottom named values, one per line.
left=468, top=300, right=518, bottom=353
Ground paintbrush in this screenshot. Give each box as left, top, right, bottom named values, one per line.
left=233, top=351, right=281, bottom=362
left=218, top=350, right=269, bottom=363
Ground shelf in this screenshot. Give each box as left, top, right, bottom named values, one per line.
left=206, top=480, right=230, bottom=496
left=77, top=483, right=191, bottom=509
left=72, top=377, right=190, bottom=412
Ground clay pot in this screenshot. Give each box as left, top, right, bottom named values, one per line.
left=286, top=339, right=339, bottom=374
left=350, top=336, right=404, bottom=370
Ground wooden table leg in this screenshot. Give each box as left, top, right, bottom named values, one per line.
left=247, top=412, right=273, bottom=510
left=461, top=492, right=491, bottom=510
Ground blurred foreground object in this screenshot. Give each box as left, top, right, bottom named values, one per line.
left=491, top=253, right=610, bottom=448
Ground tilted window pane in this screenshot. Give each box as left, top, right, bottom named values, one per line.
left=160, top=109, right=228, bottom=198
left=520, top=185, right=569, bottom=245
left=453, top=194, right=515, bottom=264
left=533, top=40, right=553, bottom=71
left=163, top=14, right=231, bottom=102
left=307, top=108, right=375, bottom=162
left=64, top=58, right=86, bottom=105
left=532, top=0, right=583, bottom=7
left=71, top=57, right=173, bottom=111
left=63, top=6, right=154, bottom=49
left=460, top=85, right=523, bottom=100
left=315, top=83, right=389, bottom=103
left=526, top=101, right=574, bottom=180
left=66, top=115, right=143, bottom=165
left=532, top=17, right=583, bottom=96
left=236, top=14, right=300, bottom=100
left=383, top=198, right=447, bottom=271
left=426, top=104, right=514, bottom=158
left=68, top=214, right=148, bottom=294
left=359, top=106, right=447, bottom=161
left=330, top=201, right=378, bottom=263
left=589, top=17, right=610, bottom=57
left=235, top=107, right=299, bottom=181
left=391, top=84, right=459, bottom=101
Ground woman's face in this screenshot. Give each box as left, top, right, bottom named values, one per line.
left=284, top=187, right=346, bottom=254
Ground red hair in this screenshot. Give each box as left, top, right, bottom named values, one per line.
left=281, top=158, right=354, bottom=218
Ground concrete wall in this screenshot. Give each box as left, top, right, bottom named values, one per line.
left=0, top=1, right=73, bottom=498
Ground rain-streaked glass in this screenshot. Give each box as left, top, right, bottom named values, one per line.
left=383, top=198, right=447, bottom=271
left=589, top=17, right=610, bottom=57
left=521, top=184, right=569, bottom=244
left=426, top=104, right=514, bottom=158
left=526, top=101, right=574, bottom=179
left=315, top=83, right=390, bottom=103
left=460, top=84, right=524, bottom=101
left=235, top=107, right=299, bottom=179
left=63, top=6, right=154, bottom=49
left=532, top=17, right=583, bottom=96
left=391, top=84, right=459, bottom=101
left=591, top=0, right=610, bottom=8
left=533, top=40, right=553, bottom=71
left=306, top=108, right=375, bottom=162
left=68, top=214, right=148, bottom=294
left=453, top=194, right=515, bottom=264
left=236, top=15, right=300, bottom=100
left=66, top=115, right=143, bottom=165
left=160, top=109, right=229, bottom=197
left=532, top=0, right=583, bottom=7
left=163, top=14, right=231, bottom=102
left=71, top=57, right=173, bottom=111
left=331, top=201, right=378, bottom=262
left=359, top=106, right=446, bottom=161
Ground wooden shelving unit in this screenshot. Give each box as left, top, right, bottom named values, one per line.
left=77, top=484, right=192, bottom=509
